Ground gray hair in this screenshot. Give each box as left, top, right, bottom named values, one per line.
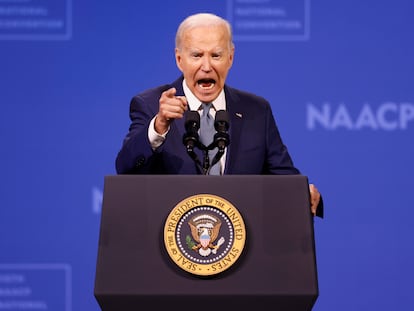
left=175, top=13, right=234, bottom=51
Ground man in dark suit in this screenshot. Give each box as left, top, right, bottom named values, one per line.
left=115, top=13, right=323, bottom=217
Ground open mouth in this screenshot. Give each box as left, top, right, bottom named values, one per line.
left=197, top=79, right=216, bottom=90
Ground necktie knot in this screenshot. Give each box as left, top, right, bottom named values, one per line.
left=202, top=103, right=213, bottom=118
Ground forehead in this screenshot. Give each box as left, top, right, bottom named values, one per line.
left=181, top=25, right=229, bottom=50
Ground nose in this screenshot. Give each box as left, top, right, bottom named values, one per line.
left=201, top=56, right=212, bottom=72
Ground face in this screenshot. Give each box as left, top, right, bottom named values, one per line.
left=175, top=25, right=234, bottom=103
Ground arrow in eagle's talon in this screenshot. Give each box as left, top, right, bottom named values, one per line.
left=212, top=237, right=225, bottom=254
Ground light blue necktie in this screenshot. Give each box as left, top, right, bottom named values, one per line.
left=199, top=103, right=220, bottom=175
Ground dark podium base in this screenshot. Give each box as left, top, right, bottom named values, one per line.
left=97, top=295, right=316, bottom=311
left=94, top=175, right=318, bottom=311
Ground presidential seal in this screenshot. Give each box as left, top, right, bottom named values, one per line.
left=164, top=194, right=246, bottom=276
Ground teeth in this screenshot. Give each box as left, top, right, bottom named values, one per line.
left=198, top=82, right=215, bottom=90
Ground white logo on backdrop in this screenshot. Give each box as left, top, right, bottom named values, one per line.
left=227, top=0, right=310, bottom=41
left=306, top=102, right=414, bottom=130
left=0, top=0, right=72, bottom=40
left=0, top=264, right=71, bottom=311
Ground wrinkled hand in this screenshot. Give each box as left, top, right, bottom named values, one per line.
left=155, top=87, right=188, bottom=134
left=309, top=184, right=321, bottom=216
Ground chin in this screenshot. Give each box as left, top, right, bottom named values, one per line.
left=196, top=91, right=219, bottom=103
left=197, top=95, right=215, bottom=103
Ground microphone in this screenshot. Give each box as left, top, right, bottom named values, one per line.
left=208, top=110, right=230, bottom=172
left=183, top=110, right=200, bottom=152
left=213, top=110, right=230, bottom=150
left=183, top=110, right=204, bottom=174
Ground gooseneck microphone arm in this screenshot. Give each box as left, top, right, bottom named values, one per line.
left=210, top=110, right=230, bottom=170
left=183, top=109, right=230, bottom=175
left=182, top=111, right=203, bottom=174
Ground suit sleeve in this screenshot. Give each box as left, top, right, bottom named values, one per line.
left=264, top=101, right=324, bottom=218
left=115, top=95, right=158, bottom=174
left=264, top=102, right=301, bottom=175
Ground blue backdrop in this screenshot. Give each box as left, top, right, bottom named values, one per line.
left=1, top=0, right=413, bottom=310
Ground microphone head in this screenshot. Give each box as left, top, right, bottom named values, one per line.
left=214, top=110, right=229, bottom=131
left=185, top=110, right=200, bottom=131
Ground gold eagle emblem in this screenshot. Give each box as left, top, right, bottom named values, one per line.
left=188, top=214, right=225, bottom=257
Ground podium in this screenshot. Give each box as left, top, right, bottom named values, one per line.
left=94, top=175, right=319, bottom=311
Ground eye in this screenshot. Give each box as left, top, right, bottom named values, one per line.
left=212, top=53, right=222, bottom=60
left=191, top=52, right=202, bottom=59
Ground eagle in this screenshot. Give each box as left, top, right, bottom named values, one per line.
left=188, top=214, right=225, bottom=257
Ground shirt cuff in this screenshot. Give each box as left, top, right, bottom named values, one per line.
left=148, top=115, right=169, bottom=150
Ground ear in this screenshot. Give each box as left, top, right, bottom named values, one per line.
left=175, top=48, right=183, bottom=72
left=228, top=46, right=235, bottom=68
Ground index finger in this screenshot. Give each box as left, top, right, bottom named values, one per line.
left=163, top=87, right=177, bottom=98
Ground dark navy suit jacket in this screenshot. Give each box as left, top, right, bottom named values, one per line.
left=115, top=76, right=323, bottom=217
left=116, top=76, right=301, bottom=176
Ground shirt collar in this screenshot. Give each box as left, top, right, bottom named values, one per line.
left=182, top=79, right=226, bottom=111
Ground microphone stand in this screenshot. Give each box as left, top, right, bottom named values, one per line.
left=183, top=111, right=204, bottom=174
left=207, top=110, right=230, bottom=174
left=183, top=109, right=230, bottom=175
left=185, top=143, right=204, bottom=174
left=201, top=142, right=217, bottom=175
